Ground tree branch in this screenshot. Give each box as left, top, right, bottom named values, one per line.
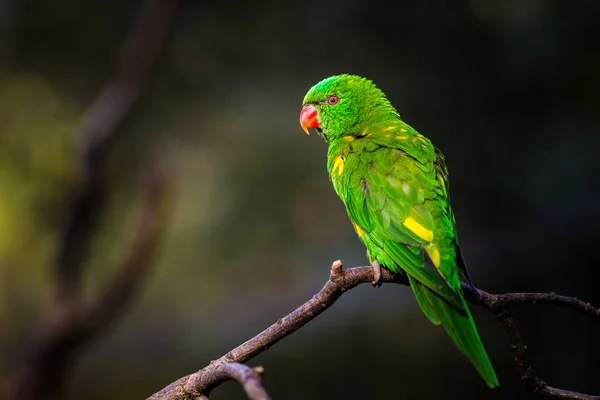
left=193, top=364, right=271, bottom=400
left=85, top=169, right=172, bottom=333
left=13, top=169, right=172, bottom=400
left=11, top=1, right=182, bottom=399
left=462, top=286, right=600, bottom=318
left=149, top=261, right=600, bottom=400
left=55, top=0, right=182, bottom=303
left=463, top=285, right=600, bottom=400
left=80, top=0, right=183, bottom=149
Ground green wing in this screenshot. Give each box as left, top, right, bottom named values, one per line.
left=330, top=121, right=499, bottom=387
left=336, top=123, right=462, bottom=307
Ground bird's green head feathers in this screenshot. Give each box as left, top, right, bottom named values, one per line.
left=300, top=74, right=399, bottom=142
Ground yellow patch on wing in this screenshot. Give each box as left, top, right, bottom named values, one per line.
left=395, top=135, right=409, bottom=140
left=352, top=221, right=366, bottom=239
left=343, top=135, right=355, bottom=142
left=384, top=126, right=395, bottom=131
left=426, top=243, right=441, bottom=268
left=402, top=217, right=434, bottom=242
left=332, top=155, right=345, bottom=176
left=361, top=128, right=369, bottom=136
left=413, top=135, right=428, bottom=145
left=400, top=127, right=407, bottom=132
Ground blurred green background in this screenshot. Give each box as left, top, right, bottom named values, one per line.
left=1, top=0, right=600, bottom=399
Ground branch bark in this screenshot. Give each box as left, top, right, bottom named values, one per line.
left=194, top=364, right=271, bottom=400
left=149, top=261, right=600, bottom=400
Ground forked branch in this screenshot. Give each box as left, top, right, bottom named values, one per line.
left=149, top=261, right=599, bottom=400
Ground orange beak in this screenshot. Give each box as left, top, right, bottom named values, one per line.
left=299, top=104, right=319, bottom=135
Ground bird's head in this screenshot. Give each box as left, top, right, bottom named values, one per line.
left=299, top=74, right=399, bottom=142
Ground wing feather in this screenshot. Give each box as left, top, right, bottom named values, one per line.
left=340, top=123, right=463, bottom=307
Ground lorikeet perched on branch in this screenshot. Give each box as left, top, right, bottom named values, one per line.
left=299, top=74, right=498, bottom=387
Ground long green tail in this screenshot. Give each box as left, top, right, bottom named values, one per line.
left=408, top=275, right=499, bottom=387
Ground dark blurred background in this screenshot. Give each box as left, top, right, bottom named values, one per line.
left=1, top=0, right=600, bottom=399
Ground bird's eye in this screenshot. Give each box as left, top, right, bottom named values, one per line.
left=327, top=95, right=339, bottom=105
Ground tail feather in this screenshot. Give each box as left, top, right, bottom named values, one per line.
left=409, top=277, right=499, bottom=388
left=408, top=275, right=441, bottom=325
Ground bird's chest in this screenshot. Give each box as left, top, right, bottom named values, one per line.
left=327, top=142, right=371, bottom=202
left=327, top=143, right=354, bottom=200
left=328, top=153, right=347, bottom=194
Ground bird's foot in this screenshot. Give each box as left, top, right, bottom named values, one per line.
left=371, top=259, right=383, bottom=287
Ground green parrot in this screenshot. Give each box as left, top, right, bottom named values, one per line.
left=299, top=74, right=498, bottom=387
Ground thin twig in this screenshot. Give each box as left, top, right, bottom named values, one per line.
left=463, top=286, right=600, bottom=400
left=149, top=262, right=599, bottom=400
left=464, top=286, right=600, bottom=318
